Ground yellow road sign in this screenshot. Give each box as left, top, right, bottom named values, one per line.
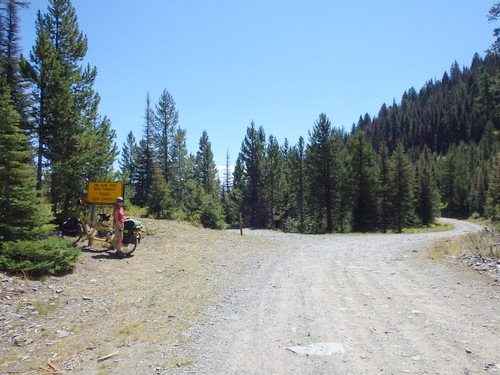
left=87, top=182, right=124, bottom=204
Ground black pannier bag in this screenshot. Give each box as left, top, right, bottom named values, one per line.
left=61, top=217, right=80, bottom=235
left=124, top=218, right=141, bottom=230
left=122, top=218, right=142, bottom=245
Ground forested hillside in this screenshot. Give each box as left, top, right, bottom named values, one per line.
left=224, top=53, right=500, bottom=233
left=359, top=54, right=499, bottom=156
left=351, top=53, right=500, bottom=219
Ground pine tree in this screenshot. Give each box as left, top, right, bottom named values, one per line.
left=154, top=89, right=178, bottom=182
left=133, top=93, right=155, bottom=206
left=80, top=116, right=118, bottom=183
left=288, top=137, right=305, bottom=230
left=238, top=121, right=266, bottom=227
left=194, top=130, right=218, bottom=196
left=389, top=142, right=415, bottom=232
left=346, top=130, right=379, bottom=232
left=169, top=127, right=192, bottom=208
left=224, top=149, right=232, bottom=195
left=414, top=154, right=440, bottom=225
left=0, top=0, right=31, bottom=131
left=119, top=131, right=138, bottom=187
left=220, top=150, right=235, bottom=224
left=488, top=3, right=500, bottom=54
left=229, top=154, right=245, bottom=224
left=377, top=142, right=391, bottom=232
left=264, top=135, right=284, bottom=229
left=487, top=149, right=500, bottom=218
left=305, top=114, right=340, bottom=233
left=188, top=131, right=226, bottom=228
left=279, top=138, right=292, bottom=228
left=24, top=0, right=115, bottom=219
left=0, top=73, right=43, bottom=241
left=147, top=166, right=174, bottom=219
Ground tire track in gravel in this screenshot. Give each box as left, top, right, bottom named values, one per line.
left=184, top=219, right=499, bottom=375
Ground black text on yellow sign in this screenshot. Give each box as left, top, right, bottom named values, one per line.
left=87, top=182, right=124, bottom=204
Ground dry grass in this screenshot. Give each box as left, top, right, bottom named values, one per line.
left=0, top=219, right=255, bottom=374
left=427, top=236, right=464, bottom=259
left=461, top=228, right=500, bottom=258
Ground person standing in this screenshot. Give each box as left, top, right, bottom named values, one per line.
left=113, top=197, right=125, bottom=256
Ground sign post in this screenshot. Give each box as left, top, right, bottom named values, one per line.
left=86, top=182, right=124, bottom=246
left=87, top=182, right=124, bottom=205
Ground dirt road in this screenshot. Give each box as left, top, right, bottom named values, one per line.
left=185, top=219, right=499, bottom=374
left=1, top=219, right=498, bottom=374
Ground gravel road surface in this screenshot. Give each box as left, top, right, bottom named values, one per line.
left=1, top=218, right=498, bottom=375
left=184, top=219, right=499, bottom=375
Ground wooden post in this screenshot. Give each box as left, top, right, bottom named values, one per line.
left=89, top=203, right=96, bottom=246
left=239, top=212, right=243, bottom=236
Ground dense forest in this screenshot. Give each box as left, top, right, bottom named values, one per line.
left=1, top=0, right=500, bottom=246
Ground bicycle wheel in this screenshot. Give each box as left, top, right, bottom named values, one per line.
left=59, top=223, right=83, bottom=245
left=121, top=235, right=137, bottom=255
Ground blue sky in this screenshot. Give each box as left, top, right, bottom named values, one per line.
left=19, top=0, right=495, bottom=168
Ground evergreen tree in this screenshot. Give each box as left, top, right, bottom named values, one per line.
left=238, top=121, right=266, bottom=227
left=469, top=160, right=487, bottom=217
left=305, top=114, right=340, bottom=233
left=439, top=143, right=471, bottom=217
left=414, top=153, right=440, bottom=225
left=487, top=149, right=500, bottom=218
left=147, top=166, right=174, bottom=219
left=336, top=144, right=350, bottom=233
left=169, top=127, right=192, bottom=208
left=224, top=149, right=232, bottom=195
left=133, top=93, right=155, bottom=206
left=264, top=135, right=284, bottom=229
left=0, top=72, right=43, bottom=241
left=346, top=130, right=379, bottom=231
left=119, top=131, right=138, bottom=187
left=23, top=0, right=115, bottom=219
left=190, top=130, right=225, bottom=228
left=154, top=89, right=178, bottom=182
left=80, top=115, right=118, bottom=183
left=377, top=141, right=391, bottom=232
left=389, top=142, right=415, bottom=232
left=279, top=138, right=292, bottom=229
left=0, top=0, right=30, bottom=131
left=229, top=154, right=245, bottom=224
left=221, top=150, right=235, bottom=224
left=288, top=137, right=305, bottom=230
left=194, top=130, right=218, bottom=196
left=488, top=2, right=500, bottom=54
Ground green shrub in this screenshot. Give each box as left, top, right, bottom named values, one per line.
left=0, top=237, right=81, bottom=278
left=283, top=217, right=301, bottom=233
left=199, top=197, right=226, bottom=229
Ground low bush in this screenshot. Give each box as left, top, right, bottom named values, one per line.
left=0, top=237, right=81, bottom=278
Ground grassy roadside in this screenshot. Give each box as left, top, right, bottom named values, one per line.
left=0, top=220, right=264, bottom=374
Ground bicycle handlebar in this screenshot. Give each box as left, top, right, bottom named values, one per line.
left=76, top=197, right=88, bottom=207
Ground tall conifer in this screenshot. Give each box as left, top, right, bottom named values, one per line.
left=194, top=130, right=218, bottom=196
left=347, top=130, right=379, bottom=232
left=154, top=89, right=178, bottom=182
left=389, top=142, right=415, bottom=232
left=24, top=0, right=115, bottom=218
left=239, top=121, right=266, bottom=227
left=305, top=114, right=340, bottom=233
left=0, top=72, right=41, bottom=241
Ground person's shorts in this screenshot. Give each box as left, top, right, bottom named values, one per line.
left=114, top=222, right=124, bottom=238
